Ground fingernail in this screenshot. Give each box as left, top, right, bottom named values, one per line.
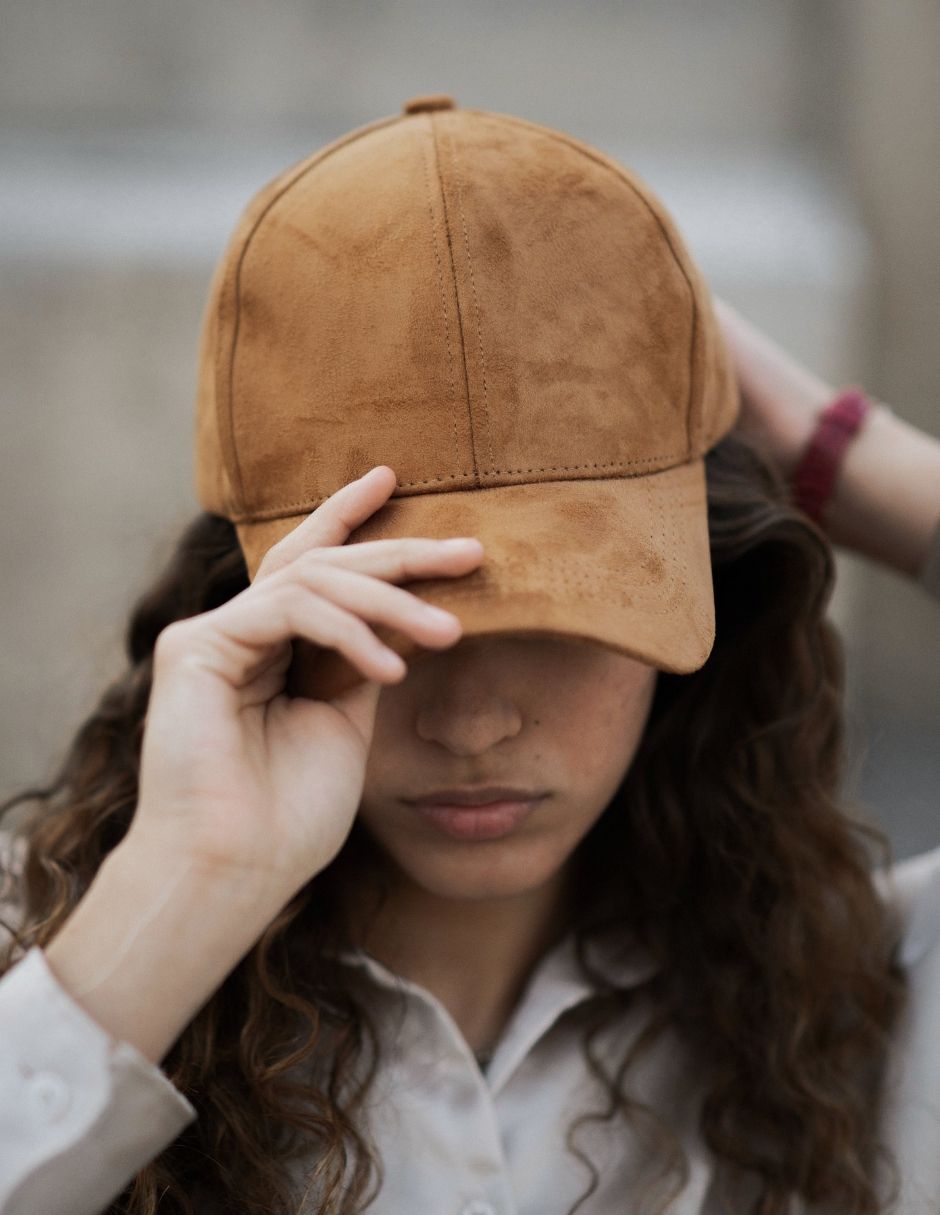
left=424, top=603, right=458, bottom=622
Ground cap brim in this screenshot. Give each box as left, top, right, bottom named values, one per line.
left=235, top=459, right=716, bottom=701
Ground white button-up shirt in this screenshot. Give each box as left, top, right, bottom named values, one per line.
left=1, top=834, right=940, bottom=1214
left=2, top=519, right=940, bottom=1213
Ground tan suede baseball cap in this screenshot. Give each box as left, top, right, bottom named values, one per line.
left=194, top=93, right=740, bottom=700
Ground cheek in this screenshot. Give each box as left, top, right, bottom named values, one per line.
left=557, top=669, right=657, bottom=770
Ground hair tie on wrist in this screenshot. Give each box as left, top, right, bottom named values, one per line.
left=790, top=387, right=874, bottom=526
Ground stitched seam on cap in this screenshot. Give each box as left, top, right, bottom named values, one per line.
left=685, top=284, right=698, bottom=454
left=430, top=115, right=479, bottom=484
left=406, top=559, right=688, bottom=608
left=420, top=116, right=465, bottom=475
left=228, top=454, right=695, bottom=522
left=222, top=111, right=409, bottom=509
left=478, top=111, right=697, bottom=459
left=426, top=578, right=690, bottom=616
left=665, top=466, right=711, bottom=646
left=446, top=121, right=497, bottom=478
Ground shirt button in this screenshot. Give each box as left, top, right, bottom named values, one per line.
left=460, top=1201, right=497, bottom=1215
left=27, top=1071, right=71, bottom=1122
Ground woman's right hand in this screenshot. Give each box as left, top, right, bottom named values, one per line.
left=712, top=296, right=834, bottom=480
left=127, top=465, right=484, bottom=899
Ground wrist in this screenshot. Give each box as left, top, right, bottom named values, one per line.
left=790, top=388, right=874, bottom=526
left=44, top=838, right=287, bottom=1064
left=818, top=403, right=940, bottom=578
left=118, top=824, right=294, bottom=910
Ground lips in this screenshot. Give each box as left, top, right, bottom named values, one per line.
left=409, top=795, right=547, bottom=841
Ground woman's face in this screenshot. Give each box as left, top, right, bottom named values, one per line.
left=357, top=632, right=659, bottom=902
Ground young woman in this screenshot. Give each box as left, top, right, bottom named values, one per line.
left=2, top=103, right=940, bottom=1214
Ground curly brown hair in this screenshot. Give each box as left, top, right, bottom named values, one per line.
left=0, top=428, right=909, bottom=1215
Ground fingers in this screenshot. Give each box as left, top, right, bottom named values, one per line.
left=155, top=536, right=485, bottom=691
left=273, top=557, right=470, bottom=648
left=156, top=466, right=487, bottom=695
left=255, top=466, right=399, bottom=580
left=713, top=301, right=833, bottom=413
left=273, top=534, right=486, bottom=583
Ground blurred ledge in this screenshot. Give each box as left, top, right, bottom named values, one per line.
left=0, top=127, right=872, bottom=289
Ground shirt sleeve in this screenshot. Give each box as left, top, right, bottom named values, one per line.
left=871, top=842, right=940, bottom=1208
left=0, top=946, right=197, bottom=1215
left=0, top=821, right=197, bottom=1215
left=877, top=842, right=940, bottom=971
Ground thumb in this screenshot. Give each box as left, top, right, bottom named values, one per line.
left=329, top=675, right=383, bottom=742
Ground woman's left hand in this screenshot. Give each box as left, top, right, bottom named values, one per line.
left=713, top=295, right=940, bottom=580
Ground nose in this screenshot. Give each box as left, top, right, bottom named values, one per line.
left=414, top=679, right=524, bottom=756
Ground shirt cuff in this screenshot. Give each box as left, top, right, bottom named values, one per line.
left=0, top=945, right=196, bottom=1215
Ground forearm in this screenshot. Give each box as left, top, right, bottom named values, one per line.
left=43, top=839, right=287, bottom=1066
left=821, top=402, right=940, bottom=579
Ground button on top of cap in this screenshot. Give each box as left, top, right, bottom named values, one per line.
left=402, top=94, right=456, bottom=114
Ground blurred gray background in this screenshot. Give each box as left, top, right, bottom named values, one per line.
left=1, top=0, right=937, bottom=860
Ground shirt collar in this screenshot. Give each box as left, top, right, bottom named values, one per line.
left=328, top=923, right=660, bottom=1097
left=331, top=921, right=660, bottom=997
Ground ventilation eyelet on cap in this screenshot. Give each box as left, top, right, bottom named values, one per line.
left=401, top=94, right=456, bottom=114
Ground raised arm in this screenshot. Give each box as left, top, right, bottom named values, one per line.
left=0, top=467, right=484, bottom=1214
left=714, top=297, right=940, bottom=587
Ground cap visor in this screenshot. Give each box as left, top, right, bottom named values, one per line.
left=236, top=459, right=716, bottom=701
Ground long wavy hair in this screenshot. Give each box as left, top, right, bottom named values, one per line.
left=0, top=427, right=909, bottom=1215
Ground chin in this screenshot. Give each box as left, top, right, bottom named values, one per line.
left=381, top=836, right=569, bottom=902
